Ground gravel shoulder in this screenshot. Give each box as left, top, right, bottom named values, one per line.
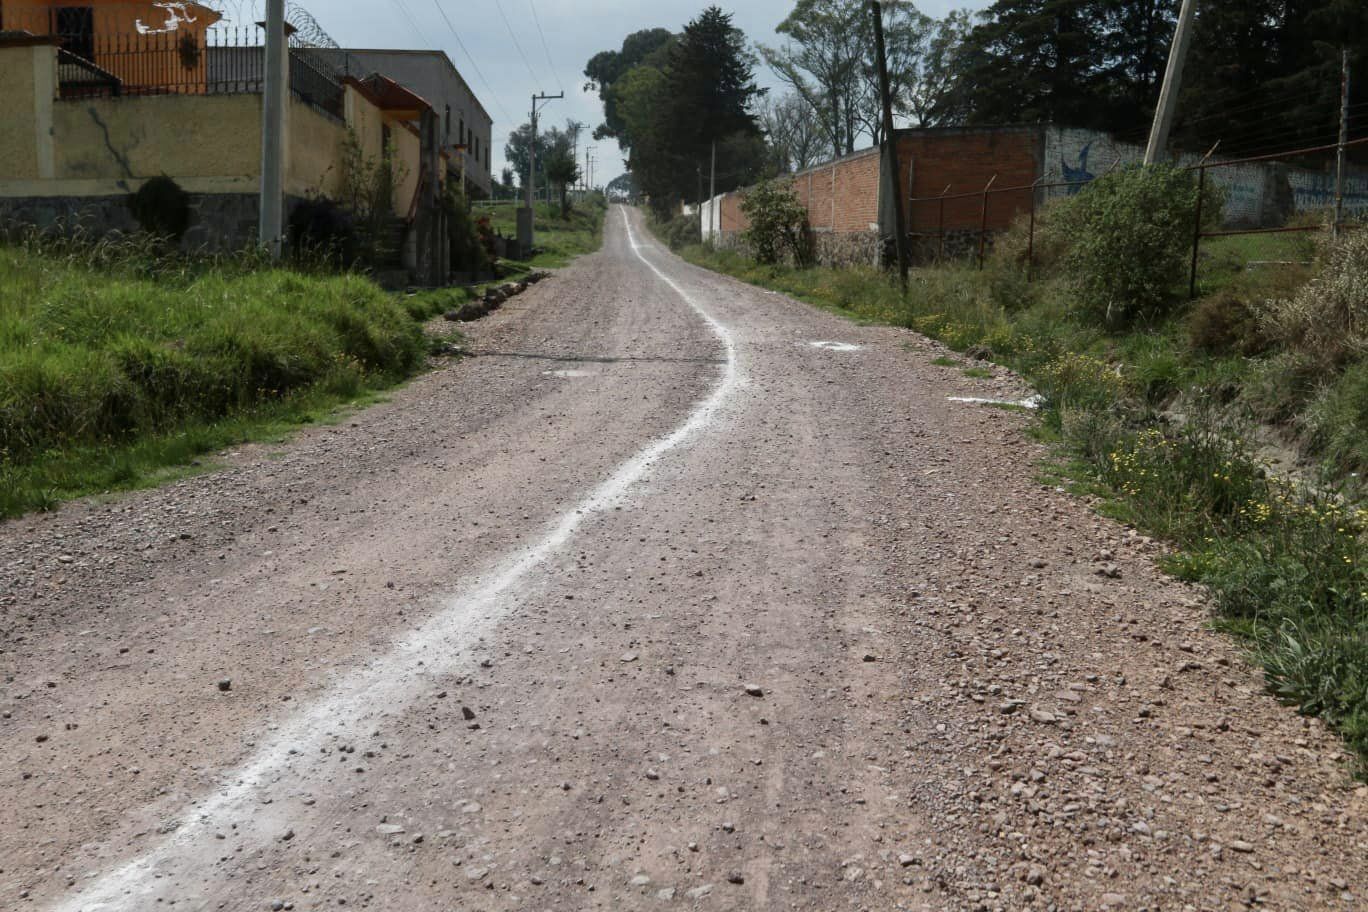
left=1, top=207, right=1364, bottom=911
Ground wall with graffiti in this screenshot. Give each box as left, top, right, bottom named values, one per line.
left=1043, top=127, right=1368, bottom=227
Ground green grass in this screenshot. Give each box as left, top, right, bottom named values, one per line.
left=931, top=356, right=962, bottom=367
left=962, top=366, right=994, bottom=379
left=477, top=198, right=607, bottom=269
left=668, top=227, right=1368, bottom=775
left=0, top=242, right=471, bottom=518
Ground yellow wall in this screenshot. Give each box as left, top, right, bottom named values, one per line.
left=344, top=84, right=385, bottom=164
left=0, top=44, right=44, bottom=180
left=287, top=99, right=346, bottom=198
left=391, top=124, right=421, bottom=218
left=51, top=93, right=260, bottom=181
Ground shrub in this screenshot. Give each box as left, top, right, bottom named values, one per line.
left=289, top=196, right=358, bottom=266
left=1302, top=359, right=1368, bottom=480
left=1054, top=164, right=1214, bottom=328
left=1187, top=285, right=1271, bottom=356
left=444, top=189, right=490, bottom=273
left=657, top=211, right=701, bottom=251
left=740, top=179, right=811, bottom=266
left=128, top=175, right=192, bottom=241
left=1255, top=230, right=1368, bottom=371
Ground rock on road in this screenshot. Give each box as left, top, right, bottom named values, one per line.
left=2, top=207, right=1365, bottom=911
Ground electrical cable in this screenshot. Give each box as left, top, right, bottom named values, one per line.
left=527, top=0, right=563, bottom=94
left=492, top=0, right=543, bottom=89
left=428, top=0, right=517, bottom=127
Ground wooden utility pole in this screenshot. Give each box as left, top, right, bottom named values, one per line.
left=1335, top=49, right=1351, bottom=237
left=871, top=0, right=909, bottom=290
left=1145, top=0, right=1198, bottom=165
left=258, top=0, right=287, bottom=259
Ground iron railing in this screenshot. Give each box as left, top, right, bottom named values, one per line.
left=53, top=28, right=344, bottom=119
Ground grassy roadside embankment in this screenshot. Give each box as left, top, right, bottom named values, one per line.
left=0, top=239, right=481, bottom=519
left=481, top=198, right=607, bottom=269
left=653, top=192, right=1368, bottom=772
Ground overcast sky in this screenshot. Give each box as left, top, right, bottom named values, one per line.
left=222, top=1, right=992, bottom=187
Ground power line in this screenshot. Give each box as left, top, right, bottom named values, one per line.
left=493, top=0, right=543, bottom=89
left=527, top=0, right=563, bottom=94
left=386, top=0, right=431, bottom=50
left=428, top=0, right=516, bottom=127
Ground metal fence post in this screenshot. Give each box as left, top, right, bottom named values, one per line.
left=1189, top=164, right=1206, bottom=299
left=937, top=183, right=950, bottom=262
left=1027, top=177, right=1042, bottom=282
left=978, top=175, right=997, bottom=270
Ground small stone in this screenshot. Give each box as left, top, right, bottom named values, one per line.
left=411, top=833, right=424, bottom=844
left=620, top=652, right=639, bottom=663
left=721, top=821, right=735, bottom=833
left=376, top=824, right=405, bottom=835
left=1101, top=893, right=1126, bottom=907
left=1230, top=840, right=1255, bottom=853
left=461, top=706, right=476, bottom=721
left=685, top=885, right=713, bottom=900
left=898, top=854, right=918, bottom=867
left=630, top=874, right=651, bottom=886
left=862, top=653, right=878, bottom=663
left=1024, top=865, right=1046, bottom=886
left=656, top=887, right=676, bottom=900
left=280, top=829, right=294, bottom=841
left=1028, top=709, right=1056, bottom=724
left=645, top=769, right=660, bottom=781
left=271, top=902, right=284, bottom=911
left=217, top=679, right=232, bottom=692
left=727, top=871, right=745, bottom=884
left=465, top=866, right=489, bottom=882
left=743, top=684, right=764, bottom=697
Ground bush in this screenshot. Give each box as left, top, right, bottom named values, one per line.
left=740, top=179, right=811, bottom=266
left=657, top=211, right=701, bottom=251
left=1255, top=230, right=1368, bottom=371
left=289, top=197, right=358, bottom=266
left=1054, top=164, right=1213, bottom=328
left=1303, top=359, right=1368, bottom=480
left=128, top=175, right=192, bottom=241
left=1187, top=286, right=1271, bottom=356
left=445, top=190, right=490, bottom=273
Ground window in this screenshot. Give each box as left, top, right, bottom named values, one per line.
left=52, top=7, right=95, bottom=61
left=459, top=118, right=465, bottom=147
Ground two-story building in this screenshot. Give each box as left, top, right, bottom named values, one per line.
left=321, top=48, right=494, bottom=199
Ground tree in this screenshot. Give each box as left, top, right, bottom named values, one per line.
left=506, top=119, right=580, bottom=202
left=588, top=7, right=765, bottom=214
left=903, top=9, right=974, bottom=126
left=584, top=28, right=674, bottom=147
left=759, top=0, right=866, bottom=158
left=544, top=147, right=580, bottom=217
left=760, top=92, right=824, bottom=172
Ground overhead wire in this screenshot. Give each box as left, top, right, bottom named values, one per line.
left=386, top=0, right=431, bottom=50
left=428, top=0, right=517, bottom=127
left=527, top=0, right=563, bottom=94
left=492, top=0, right=544, bottom=90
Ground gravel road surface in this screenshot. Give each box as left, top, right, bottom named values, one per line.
left=2, top=207, right=1365, bottom=911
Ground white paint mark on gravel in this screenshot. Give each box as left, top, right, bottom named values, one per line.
left=544, top=369, right=594, bottom=378
left=809, top=341, right=861, bottom=352
left=52, top=207, right=742, bottom=912
left=948, top=395, right=1044, bottom=410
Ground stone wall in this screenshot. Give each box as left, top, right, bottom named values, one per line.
left=0, top=193, right=310, bottom=253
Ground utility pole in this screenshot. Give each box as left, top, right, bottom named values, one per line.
left=518, top=91, right=562, bottom=255
left=585, top=144, right=596, bottom=196
left=871, top=1, right=909, bottom=290
left=1145, top=0, right=1198, bottom=165
left=258, top=0, right=287, bottom=259
left=1335, top=49, right=1351, bottom=237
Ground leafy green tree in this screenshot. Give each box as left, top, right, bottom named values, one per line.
left=584, top=28, right=675, bottom=147
left=544, top=147, right=581, bottom=218
left=741, top=178, right=811, bottom=265
left=588, top=7, right=765, bottom=214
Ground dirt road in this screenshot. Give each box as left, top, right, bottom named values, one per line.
left=3, top=207, right=1365, bottom=911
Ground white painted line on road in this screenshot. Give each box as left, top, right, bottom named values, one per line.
left=53, top=207, right=742, bottom=912
left=948, top=395, right=1044, bottom=410
left=809, top=341, right=861, bottom=352
left=544, top=368, right=594, bottom=378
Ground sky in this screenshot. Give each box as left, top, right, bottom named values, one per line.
left=218, top=1, right=991, bottom=188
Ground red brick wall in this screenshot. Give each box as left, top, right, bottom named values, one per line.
left=713, top=148, right=881, bottom=236
left=897, top=128, right=1041, bottom=237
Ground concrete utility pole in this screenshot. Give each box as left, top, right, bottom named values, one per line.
left=1145, top=0, right=1198, bottom=165
left=258, top=0, right=287, bottom=259
left=1335, top=49, right=1351, bottom=237
left=871, top=0, right=909, bottom=291
left=518, top=91, right=562, bottom=255
left=585, top=144, right=596, bottom=195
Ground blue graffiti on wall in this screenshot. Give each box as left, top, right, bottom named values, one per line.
left=1061, top=142, right=1094, bottom=194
